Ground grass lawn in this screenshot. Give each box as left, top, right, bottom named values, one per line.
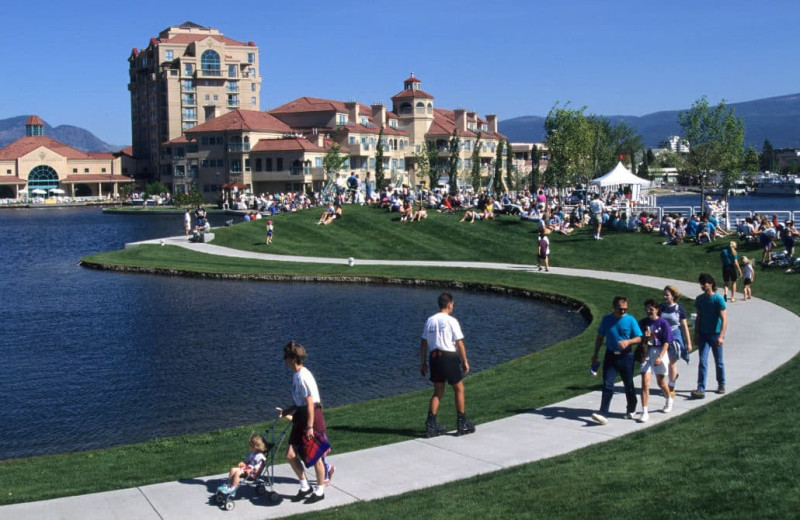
left=3, top=205, right=797, bottom=518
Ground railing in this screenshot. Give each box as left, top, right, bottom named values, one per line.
left=197, top=68, right=222, bottom=78
left=227, top=99, right=240, bottom=107
left=227, top=143, right=250, bottom=152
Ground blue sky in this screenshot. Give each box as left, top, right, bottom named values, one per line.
left=2, top=0, right=798, bottom=146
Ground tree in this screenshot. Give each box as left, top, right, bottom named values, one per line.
left=544, top=102, right=595, bottom=189
left=414, top=141, right=438, bottom=189
left=505, top=138, right=515, bottom=191
left=759, top=139, right=775, bottom=172
left=447, top=128, right=460, bottom=194
left=323, top=142, right=348, bottom=187
left=742, top=146, right=759, bottom=175
left=530, top=146, right=541, bottom=190
left=677, top=96, right=745, bottom=206
left=144, top=181, right=168, bottom=199
left=639, top=150, right=650, bottom=179
left=470, top=132, right=483, bottom=191
left=375, top=127, right=385, bottom=190
left=494, top=138, right=505, bottom=193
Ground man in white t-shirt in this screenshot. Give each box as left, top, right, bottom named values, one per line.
left=589, top=194, right=605, bottom=240
left=420, top=293, right=476, bottom=437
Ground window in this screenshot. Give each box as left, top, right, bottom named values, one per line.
left=360, top=116, right=368, bottom=126
left=369, top=158, right=375, bottom=169
left=337, top=114, right=346, bottom=125
left=249, top=67, right=255, bottom=77
left=276, top=158, right=283, bottom=171
left=84, top=168, right=89, bottom=173
left=72, top=168, right=77, bottom=173
left=390, top=120, right=397, bottom=128
left=265, top=158, right=273, bottom=171
left=464, top=140, right=470, bottom=151
left=101, top=168, right=106, bottom=173
left=251, top=97, right=256, bottom=106
left=182, top=79, right=194, bottom=91
left=183, top=108, right=197, bottom=120
left=230, top=159, right=241, bottom=173
left=184, top=63, right=194, bottom=75
left=245, top=159, right=250, bottom=172
left=349, top=136, right=356, bottom=144
left=251, top=83, right=257, bottom=92
left=201, top=50, right=220, bottom=76
left=248, top=52, right=255, bottom=64
left=228, top=64, right=237, bottom=78
left=27, top=165, right=59, bottom=191
left=399, top=158, right=405, bottom=169
left=174, top=165, right=185, bottom=177
left=315, top=157, right=322, bottom=167
left=165, top=50, right=173, bottom=61
left=255, top=158, right=262, bottom=171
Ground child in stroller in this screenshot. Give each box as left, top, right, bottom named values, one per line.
left=215, top=424, right=288, bottom=510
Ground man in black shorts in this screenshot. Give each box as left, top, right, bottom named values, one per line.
left=420, top=293, right=476, bottom=437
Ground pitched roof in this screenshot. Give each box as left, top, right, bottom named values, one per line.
left=0, top=136, right=89, bottom=160
left=269, top=97, right=371, bottom=115
left=251, top=138, right=327, bottom=153
left=26, top=115, right=44, bottom=126
left=184, top=110, right=293, bottom=134
left=391, top=88, right=434, bottom=100
left=0, top=176, right=24, bottom=184
left=158, top=33, right=250, bottom=47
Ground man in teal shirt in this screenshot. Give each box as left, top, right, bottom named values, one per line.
left=692, top=273, right=728, bottom=398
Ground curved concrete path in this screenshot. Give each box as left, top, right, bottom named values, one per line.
left=4, top=236, right=798, bottom=519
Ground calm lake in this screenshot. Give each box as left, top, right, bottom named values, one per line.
left=0, top=207, right=587, bottom=460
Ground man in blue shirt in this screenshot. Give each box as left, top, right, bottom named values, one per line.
left=591, top=296, right=643, bottom=424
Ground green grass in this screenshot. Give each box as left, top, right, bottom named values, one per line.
left=2, top=206, right=798, bottom=518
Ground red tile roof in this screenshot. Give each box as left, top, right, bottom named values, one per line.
left=404, top=75, right=421, bottom=83
left=391, top=89, right=434, bottom=100
left=184, top=110, right=293, bottom=134
left=26, top=115, right=44, bottom=126
left=158, top=33, right=249, bottom=47
left=0, top=176, right=24, bottom=184
left=251, top=138, right=326, bottom=153
left=270, top=97, right=371, bottom=115
left=0, top=136, right=90, bottom=160
left=340, top=124, right=408, bottom=136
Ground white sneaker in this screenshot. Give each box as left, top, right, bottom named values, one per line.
left=637, top=411, right=650, bottom=423
left=591, top=413, right=608, bottom=425
left=625, top=412, right=638, bottom=420
left=663, top=399, right=673, bottom=413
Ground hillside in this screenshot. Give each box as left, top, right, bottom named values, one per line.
left=499, top=93, right=800, bottom=149
left=0, top=116, right=122, bottom=152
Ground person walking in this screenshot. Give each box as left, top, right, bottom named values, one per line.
left=590, top=296, right=643, bottom=424
left=741, top=257, right=755, bottom=300
left=637, top=299, right=674, bottom=423
left=692, top=273, right=728, bottom=399
left=659, top=286, right=693, bottom=397
left=420, top=293, right=476, bottom=437
left=589, top=194, right=605, bottom=240
left=183, top=209, right=191, bottom=237
left=537, top=229, right=550, bottom=272
left=720, top=241, right=743, bottom=302
left=277, top=341, right=333, bottom=504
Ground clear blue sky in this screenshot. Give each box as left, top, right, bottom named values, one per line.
left=2, top=0, right=798, bottom=146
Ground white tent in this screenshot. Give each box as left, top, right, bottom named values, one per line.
left=590, top=161, right=650, bottom=201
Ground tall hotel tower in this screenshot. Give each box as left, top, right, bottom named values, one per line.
left=128, top=22, right=261, bottom=179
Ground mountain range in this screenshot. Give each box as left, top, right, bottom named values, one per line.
left=3, top=92, right=800, bottom=153
left=498, top=93, right=800, bottom=150
left=0, top=116, right=121, bottom=153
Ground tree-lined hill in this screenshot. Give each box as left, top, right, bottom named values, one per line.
left=499, top=93, right=800, bottom=150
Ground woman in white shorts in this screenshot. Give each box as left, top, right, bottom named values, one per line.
left=637, top=299, right=674, bottom=423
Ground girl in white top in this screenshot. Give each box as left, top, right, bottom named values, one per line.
left=741, top=256, right=755, bottom=300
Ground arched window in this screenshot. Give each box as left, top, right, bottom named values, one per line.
left=201, top=50, right=221, bottom=76
left=415, top=102, right=425, bottom=114
left=400, top=102, right=412, bottom=115
left=27, top=165, right=59, bottom=192
left=427, top=102, right=433, bottom=114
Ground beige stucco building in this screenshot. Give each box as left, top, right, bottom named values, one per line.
left=128, top=22, right=261, bottom=181
left=159, top=74, right=505, bottom=199
left=0, top=116, right=133, bottom=200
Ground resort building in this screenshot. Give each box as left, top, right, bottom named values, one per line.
left=0, top=116, right=133, bottom=200
left=159, top=73, right=505, bottom=199
left=128, top=22, right=261, bottom=181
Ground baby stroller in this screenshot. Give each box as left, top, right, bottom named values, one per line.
left=214, top=418, right=290, bottom=510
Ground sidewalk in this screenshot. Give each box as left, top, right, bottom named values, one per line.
left=6, top=238, right=798, bottom=519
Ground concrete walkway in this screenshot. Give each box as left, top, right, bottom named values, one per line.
left=5, top=236, right=798, bottom=519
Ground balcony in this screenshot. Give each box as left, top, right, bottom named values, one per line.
left=227, top=143, right=250, bottom=152
left=227, top=98, right=240, bottom=107
left=197, top=68, right=222, bottom=78
left=226, top=84, right=239, bottom=93
left=251, top=167, right=324, bottom=182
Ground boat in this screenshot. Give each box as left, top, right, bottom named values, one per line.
left=752, top=175, right=800, bottom=196
left=727, top=180, right=750, bottom=196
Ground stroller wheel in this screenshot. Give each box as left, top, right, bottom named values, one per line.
left=215, top=493, right=225, bottom=504
left=270, top=491, right=281, bottom=503
left=224, top=500, right=235, bottom=511
left=257, top=484, right=267, bottom=495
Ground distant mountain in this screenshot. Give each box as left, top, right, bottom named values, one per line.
left=0, top=116, right=123, bottom=152
left=499, top=93, right=800, bottom=150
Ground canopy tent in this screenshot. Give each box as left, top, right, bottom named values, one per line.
left=590, top=162, right=650, bottom=201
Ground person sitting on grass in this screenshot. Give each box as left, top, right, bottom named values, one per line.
left=411, top=202, right=428, bottom=222
left=320, top=204, right=342, bottom=226
left=400, top=198, right=413, bottom=222
left=317, top=204, right=335, bottom=225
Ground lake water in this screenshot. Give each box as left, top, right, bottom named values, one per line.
left=0, top=207, right=586, bottom=460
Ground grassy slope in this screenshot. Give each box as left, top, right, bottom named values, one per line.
left=2, top=206, right=797, bottom=517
